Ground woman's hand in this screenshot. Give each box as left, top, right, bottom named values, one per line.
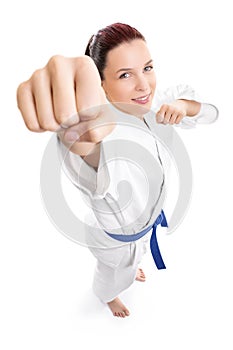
left=17, top=55, right=115, bottom=156
left=156, top=99, right=201, bottom=125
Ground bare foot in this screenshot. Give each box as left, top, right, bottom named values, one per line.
left=107, top=297, right=130, bottom=318
left=135, top=268, right=146, bottom=282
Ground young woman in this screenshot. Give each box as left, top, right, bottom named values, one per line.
left=17, top=23, right=218, bottom=318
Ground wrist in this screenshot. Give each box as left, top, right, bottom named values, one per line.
left=175, top=99, right=201, bottom=117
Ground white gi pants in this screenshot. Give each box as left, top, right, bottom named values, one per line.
left=88, top=235, right=149, bottom=303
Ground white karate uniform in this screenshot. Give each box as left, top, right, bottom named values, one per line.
left=58, top=85, right=218, bottom=303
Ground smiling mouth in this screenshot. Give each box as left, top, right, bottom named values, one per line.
left=132, top=93, right=151, bottom=104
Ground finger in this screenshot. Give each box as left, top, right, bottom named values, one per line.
left=48, top=55, right=79, bottom=126
left=163, top=108, right=173, bottom=124
left=74, top=56, right=107, bottom=121
left=60, top=113, right=116, bottom=144
left=175, top=115, right=184, bottom=124
left=156, top=114, right=164, bottom=123
left=17, top=81, right=44, bottom=132
left=31, top=68, right=60, bottom=131
left=169, top=112, right=179, bottom=124
left=58, top=125, right=98, bottom=156
left=156, top=111, right=164, bottom=123
left=156, top=104, right=168, bottom=123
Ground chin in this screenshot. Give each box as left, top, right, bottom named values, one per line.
left=132, top=100, right=152, bottom=113
left=111, top=100, right=152, bottom=120
left=125, top=103, right=151, bottom=118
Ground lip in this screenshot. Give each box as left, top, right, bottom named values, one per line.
left=132, top=93, right=151, bottom=105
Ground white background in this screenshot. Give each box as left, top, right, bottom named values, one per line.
left=1, top=0, right=232, bottom=349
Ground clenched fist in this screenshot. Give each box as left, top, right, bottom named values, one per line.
left=17, top=55, right=115, bottom=157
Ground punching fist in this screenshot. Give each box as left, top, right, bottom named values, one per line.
left=17, top=55, right=115, bottom=156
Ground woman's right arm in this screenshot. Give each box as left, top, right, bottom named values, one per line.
left=17, top=55, right=115, bottom=167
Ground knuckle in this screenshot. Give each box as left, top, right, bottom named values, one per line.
left=16, top=81, right=29, bottom=107
left=31, top=68, right=46, bottom=85
left=162, top=103, right=169, bottom=110
left=25, top=121, right=40, bottom=132
left=167, top=105, right=174, bottom=112
left=75, top=55, right=94, bottom=69
left=17, top=81, right=27, bottom=96
left=47, top=55, right=66, bottom=73
left=73, top=55, right=97, bottom=77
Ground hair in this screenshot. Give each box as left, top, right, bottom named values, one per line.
left=85, top=23, right=145, bottom=80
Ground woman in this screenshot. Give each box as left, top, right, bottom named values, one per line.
left=17, top=23, right=218, bottom=318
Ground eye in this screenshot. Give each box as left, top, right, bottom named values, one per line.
left=144, top=65, right=153, bottom=72
left=119, top=72, right=130, bottom=79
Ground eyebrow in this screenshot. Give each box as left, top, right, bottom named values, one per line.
left=116, top=59, right=153, bottom=74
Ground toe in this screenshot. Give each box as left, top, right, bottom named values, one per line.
left=124, top=309, right=130, bottom=316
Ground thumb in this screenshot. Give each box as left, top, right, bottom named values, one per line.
left=156, top=108, right=165, bottom=123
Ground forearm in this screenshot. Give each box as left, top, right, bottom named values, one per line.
left=80, top=142, right=101, bottom=171
left=173, top=99, right=201, bottom=117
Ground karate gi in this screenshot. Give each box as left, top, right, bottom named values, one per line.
left=58, top=85, right=218, bottom=303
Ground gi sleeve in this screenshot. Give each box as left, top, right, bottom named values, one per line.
left=156, top=84, right=219, bottom=129
left=57, top=135, right=110, bottom=199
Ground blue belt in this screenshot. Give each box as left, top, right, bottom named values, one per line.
left=105, top=210, right=168, bottom=270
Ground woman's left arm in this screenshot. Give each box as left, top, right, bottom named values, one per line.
left=155, top=85, right=218, bottom=126
left=156, top=99, right=201, bottom=125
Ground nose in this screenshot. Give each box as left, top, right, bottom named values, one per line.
left=135, top=74, right=150, bottom=92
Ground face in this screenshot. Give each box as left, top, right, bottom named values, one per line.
left=102, top=39, right=156, bottom=117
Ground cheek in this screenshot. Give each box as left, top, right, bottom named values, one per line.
left=150, top=73, right=156, bottom=88
left=102, top=78, right=138, bottom=102
left=149, top=75, right=156, bottom=97
left=111, top=83, right=133, bottom=100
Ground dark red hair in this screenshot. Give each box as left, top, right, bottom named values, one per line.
left=85, top=23, right=145, bottom=80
